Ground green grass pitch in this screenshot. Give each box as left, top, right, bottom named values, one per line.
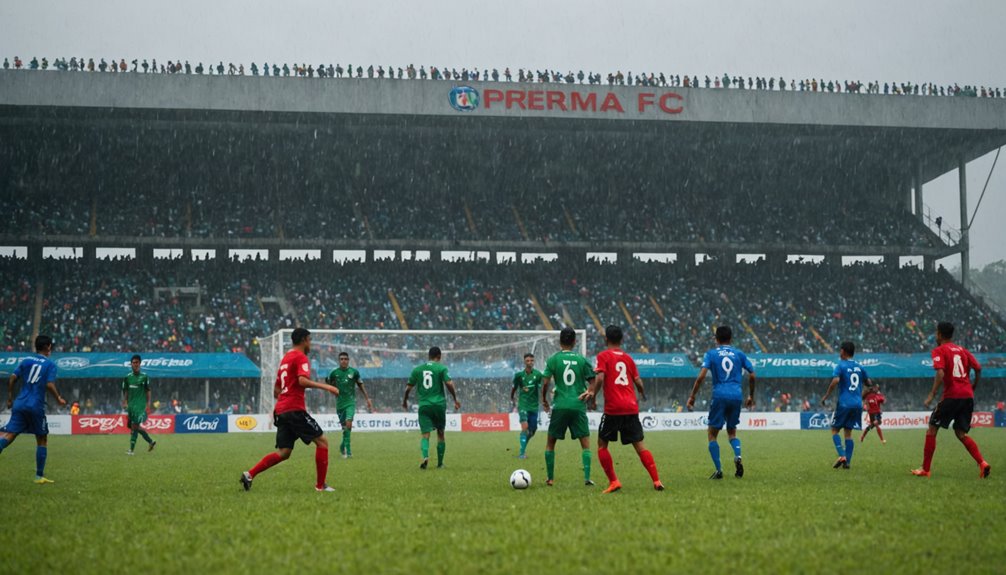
left=2, top=429, right=1003, bottom=574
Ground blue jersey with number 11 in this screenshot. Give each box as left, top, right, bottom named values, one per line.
left=13, top=355, right=58, bottom=412
left=833, top=360, right=866, bottom=409
left=702, top=346, right=754, bottom=400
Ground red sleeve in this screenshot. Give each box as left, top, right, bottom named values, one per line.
left=967, top=349, right=982, bottom=371
left=594, top=351, right=607, bottom=374
left=299, top=354, right=311, bottom=377
left=627, top=356, right=640, bottom=380
left=931, top=347, right=944, bottom=371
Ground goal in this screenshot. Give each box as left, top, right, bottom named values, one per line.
left=258, top=329, right=588, bottom=414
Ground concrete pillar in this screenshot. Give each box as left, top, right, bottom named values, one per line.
left=959, top=160, right=970, bottom=287
left=884, top=254, right=899, bottom=269
left=914, top=162, right=924, bottom=221
left=923, top=255, right=936, bottom=272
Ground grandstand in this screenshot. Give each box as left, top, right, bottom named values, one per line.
left=1, top=70, right=1005, bottom=412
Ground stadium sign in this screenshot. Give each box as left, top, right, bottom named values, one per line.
left=481, top=88, right=684, bottom=115
left=0, top=352, right=259, bottom=379
left=176, top=414, right=228, bottom=434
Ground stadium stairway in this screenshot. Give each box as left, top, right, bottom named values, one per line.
left=387, top=289, right=409, bottom=329
left=527, top=291, right=555, bottom=330
left=809, top=326, right=834, bottom=353
left=740, top=319, right=769, bottom=353
left=618, top=300, right=650, bottom=353
left=562, top=205, right=578, bottom=236
left=463, top=198, right=478, bottom=236
left=581, top=300, right=604, bottom=333
left=648, top=294, right=666, bottom=321
left=31, top=281, right=43, bottom=343
left=511, top=204, right=529, bottom=241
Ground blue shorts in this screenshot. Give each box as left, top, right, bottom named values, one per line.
left=1, top=407, right=49, bottom=436
left=831, top=406, right=863, bottom=430
left=708, top=398, right=742, bottom=430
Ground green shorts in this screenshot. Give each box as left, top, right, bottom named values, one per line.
left=418, top=405, right=447, bottom=434
left=127, top=410, right=147, bottom=428
left=337, top=406, right=355, bottom=426
left=548, top=409, right=589, bottom=440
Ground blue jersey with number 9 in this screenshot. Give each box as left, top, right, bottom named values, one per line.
left=702, top=346, right=754, bottom=400
left=13, top=355, right=58, bottom=412
left=833, top=359, right=866, bottom=409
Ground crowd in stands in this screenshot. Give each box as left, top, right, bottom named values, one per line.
left=1, top=183, right=944, bottom=249
left=4, top=55, right=1003, bottom=99
left=3, top=257, right=1003, bottom=361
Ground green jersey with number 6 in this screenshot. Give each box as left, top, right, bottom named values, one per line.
left=408, top=361, right=451, bottom=408
left=543, top=350, right=594, bottom=411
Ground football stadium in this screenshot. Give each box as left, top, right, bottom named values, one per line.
left=2, top=52, right=1006, bottom=574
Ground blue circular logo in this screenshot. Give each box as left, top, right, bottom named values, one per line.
left=448, top=86, right=480, bottom=112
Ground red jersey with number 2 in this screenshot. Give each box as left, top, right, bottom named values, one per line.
left=931, top=343, right=980, bottom=400
left=275, top=349, right=311, bottom=414
left=595, top=348, right=640, bottom=415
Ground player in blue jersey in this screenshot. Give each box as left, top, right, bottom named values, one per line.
left=0, top=335, right=67, bottom=484
left=820, top=341, right=870, bottom=470
left=687, top=326, right=756, bottom=479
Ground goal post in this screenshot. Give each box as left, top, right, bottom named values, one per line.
left=258, top=329, right=588, bottom=415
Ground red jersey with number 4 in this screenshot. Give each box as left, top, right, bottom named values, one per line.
left=931, top=343, right=980, bottom=400
left=275, top=349, right=311, bottom=414
left=864, top=391, right=886, bottom=414
left=595, top=348, right=640, bottom=415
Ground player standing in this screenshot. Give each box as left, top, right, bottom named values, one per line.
left=510, top=352, right=543, bottom=459
left=0, top=335, right=66, bottom=484
left=579, top=325, right=664, bottom=493
left=327, top=351, right=374, bottom=459
left=687, top=326, right=756, bottom=479
left=122, top=354, right=156, bottom=455
left=403, top=346, right=460, bottom=469
left=861, top=384, right=886, bottom=444
left=912, top=322, right=990, bottom=478
left=541, top=327, right=595, bottom=487
left=241, top=328, right=340, bottom=492
left=820, top=342, right=869, bottom=469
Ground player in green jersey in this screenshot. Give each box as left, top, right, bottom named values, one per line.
left=403, top=346, right=460, bottom=469
left=541, top=328, right=595, bottom=487
left=122, top=355, right=155, bottom=455
left=510, top=352, right=543, bottom=459
left=326, top=351, right=374, bottom=459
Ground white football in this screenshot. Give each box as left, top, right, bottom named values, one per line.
left=510, top=469, right=531, bottom=489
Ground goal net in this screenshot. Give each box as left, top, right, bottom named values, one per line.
left=258, top=329, right=587, bottom=414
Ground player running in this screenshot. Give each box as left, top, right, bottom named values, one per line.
left=821, top=342, right=869, bottom=469
left=0, top=335, right=67, bottom=484
left=579, top=325, right=664, bottom=493
left=403, top=346, right=460, bottom=469
left=541, top=327, right=595, bottom=487
left=861, top=384, right=886, bottom=444
left=327, top=351, right=374, bottom=459
left=123, top=354, right=156, bottom=455
left=912, top=321, right=990, bottom=479
left=687, top=326, right=756, bottom=479
left=241, top=328, right=340, bottom=492
left=510, top=352, right=543, bottom=459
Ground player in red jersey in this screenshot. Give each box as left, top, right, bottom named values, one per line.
left=860, top=384, right=886, bottom=444
left=579, top=325, right=664, bottom=493
left=912, top=321, right=990, bottom=479
left=241, top=328, right=341, bottom=492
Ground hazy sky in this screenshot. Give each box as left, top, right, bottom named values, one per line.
left=1, top=0, right=1003, bottom=267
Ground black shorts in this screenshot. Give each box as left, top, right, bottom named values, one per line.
left=869, top=412, right=882, bottom=425
left=930, top=398, right=973, bottom=433
left=275, top=410, right=323, bottom=450
left=598, top=414, right=644, bottom=445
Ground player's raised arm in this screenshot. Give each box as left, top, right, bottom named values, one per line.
left=298, top=374, right=339, bottom=396
left=687, top=367, right=708, bottom=411
left=746, top=371, right=756, bottom=409
left=634, top=375, right=646, bottom=402
left=445, top=378, right=460, bottom=410
left=970, top=350, right=982, bottom=391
